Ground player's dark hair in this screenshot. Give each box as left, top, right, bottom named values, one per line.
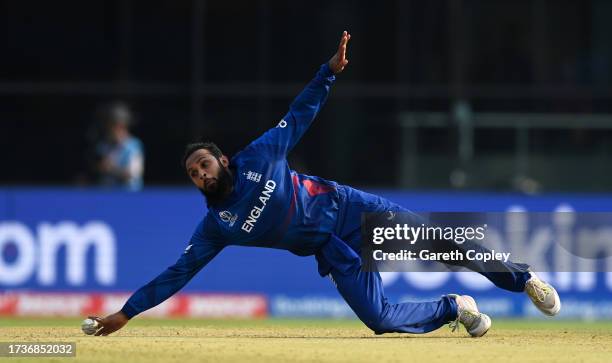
left=182, top=141, right=223, bottom=168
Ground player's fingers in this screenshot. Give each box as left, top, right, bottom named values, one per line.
left=340, top=33, right=350, bottom=58
left=338, top=31, right=347, bottom=50
left=88, top=316, right=104, bottom=324
left=336, top=45, right=345, bottom=62
left=344, top=31, right=350, bottom=42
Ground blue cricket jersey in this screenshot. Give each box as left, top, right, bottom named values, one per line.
left=121, top=63, right=345, bottom=318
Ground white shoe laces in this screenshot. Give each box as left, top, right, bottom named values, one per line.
left=449, top=315, right=461, bottom=332
left=449, top=310, right=478, bottom=333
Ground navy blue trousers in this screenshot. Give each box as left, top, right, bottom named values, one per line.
left=316, top=186, right=531, bottom=334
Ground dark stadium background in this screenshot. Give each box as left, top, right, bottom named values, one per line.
left=2, top=0, right=612, bottom=191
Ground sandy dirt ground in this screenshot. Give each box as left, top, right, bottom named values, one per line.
left=1, top=318, right=611, bottom=363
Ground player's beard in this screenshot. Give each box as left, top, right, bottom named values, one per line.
left=199, top=162, right=234, bottom=207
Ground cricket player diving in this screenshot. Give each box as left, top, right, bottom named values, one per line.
left=90, top=31, right=560, bottom=337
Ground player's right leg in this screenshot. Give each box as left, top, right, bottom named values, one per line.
left=317, top=233, right=490, bottom=336
left=327, top=262, right=491, bottom=337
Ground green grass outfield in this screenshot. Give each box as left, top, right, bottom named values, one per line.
left=1, top=318, right=612, bottom=363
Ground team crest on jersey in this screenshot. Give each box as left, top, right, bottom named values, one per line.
left=219, top=210, right=238, bottom=227
left=243, top=171, right=262, bottom=183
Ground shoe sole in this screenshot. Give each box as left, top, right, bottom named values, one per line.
left=529, top=286, right=561, bottom=317
left=542, top=289, right=561, bottom=316
left=468, top=313, right=491, bottom=338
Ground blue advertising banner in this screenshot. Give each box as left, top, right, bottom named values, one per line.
left=1, top=188, right=611, bottom=318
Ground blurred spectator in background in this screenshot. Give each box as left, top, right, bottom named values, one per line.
left=94, top=102, right=144, bottom=191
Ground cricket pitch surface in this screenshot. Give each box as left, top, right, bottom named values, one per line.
left=2, top=318, right=611, bottom=363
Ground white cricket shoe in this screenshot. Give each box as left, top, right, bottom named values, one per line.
left=448, top=294, right=491, bottom=338
left=525, top=273, right=561, bottom=316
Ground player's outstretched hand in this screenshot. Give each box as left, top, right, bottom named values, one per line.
left=328, top=31, right=351, bottom=74
left=89, top=311, right=129, bottom=336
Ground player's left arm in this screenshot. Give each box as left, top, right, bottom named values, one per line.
left=245, top=31, right=351, bottom=158
left=89, top=220, right=224, bottom=335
